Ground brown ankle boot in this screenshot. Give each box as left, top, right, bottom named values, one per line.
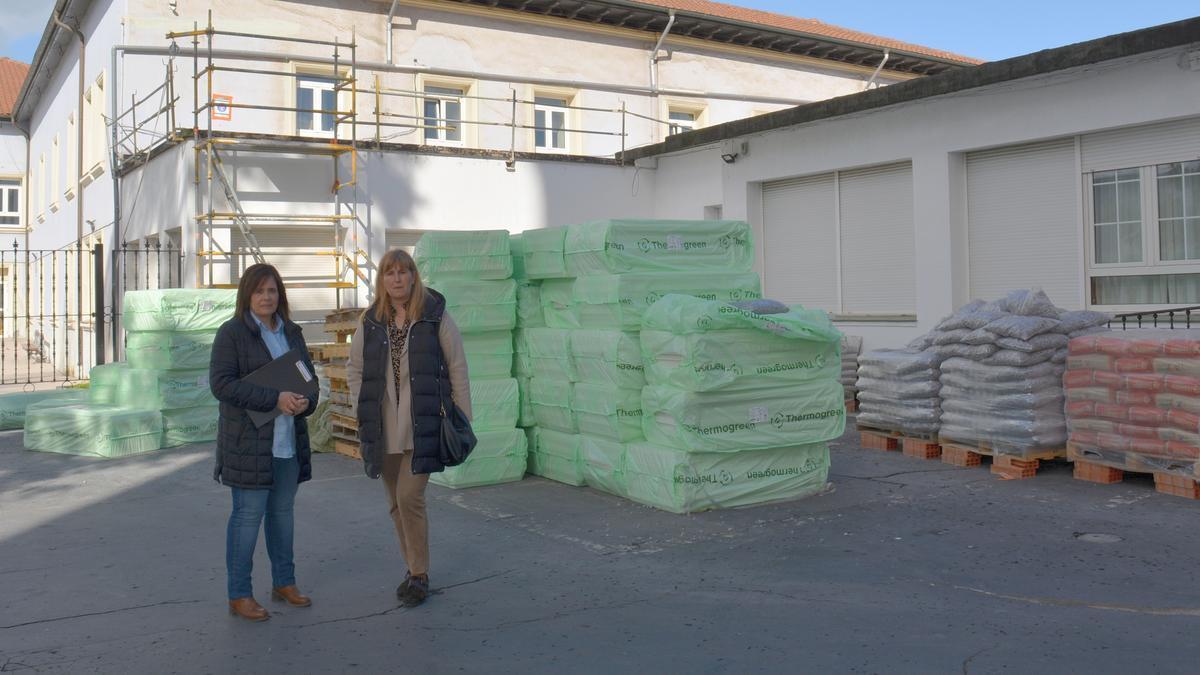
left=271, top=585, right=312, bottom=607
left=228, top=597, right=270, bottom=621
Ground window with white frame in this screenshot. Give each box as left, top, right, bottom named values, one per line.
left=533, top=96, right=569, bottom=152
left=0, top=180, right=19, bottom=226
left=65, top=114, right=76, bottom=199
left=296, top=76, right=337, bottom=137
left=423, top=85, right=464, bottom=144
left=1088, top=160, right=1200, bottom=305
left=50, top=135, right=59, bottom=211
left=668, top=110, right=697, bottom=136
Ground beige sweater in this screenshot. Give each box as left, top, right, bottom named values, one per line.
left=346, top=311, right=472, bottom=454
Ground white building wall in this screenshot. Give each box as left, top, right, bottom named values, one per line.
left=649, top=44, right=1200, bottom=352
left=112, top=0, right=905, bottom=158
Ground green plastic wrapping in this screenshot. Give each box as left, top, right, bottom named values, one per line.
left=529, top=427, right=586, bottom=486
left=526, top=327, right=578, bottom=381
left=0, top=388, right=89, bottom=430
left=572, top=272, right=762, bottom=331
left=430, top=428, right=528, bottom=489
left=25, top=403, right=163, bottom=458
left=570, top=329, right=646, bottom=389
left=564, top=220, right=753, bottom=276
left=470, top=377, right=520, bottom=431
left=623, top=442, right=830, bottom=514
left=123, top=289, right=237, bottom=332
left=509, top=232, right=528, bottom=281
left=90, top=364, right=214, bottom=410
left=512, top=330, right=534, bottom=377
left=438, top=279, right=517, bottom=333
left=530, top=377, right=576, bottom=432
left=539, top=279, right=579, bottom=329
left=641, top=379, right=845, bottom=452
left=517, top=376, right=535, bottom=427
left=309, top=400, right=334, bottom=453
left=461, top=331, right=515, bottom=379
left=414, top=230, right=513, bottom=281
left=641, top=295, right=841, bottom=391
left=125, top=330, right=217, bottom=370
left=522, top=227, right=570, bottom=279
left=572, top=382, right=644, bottom=442
left=516, top=283, right=545, bottom=327
left=579, top=435, right=628, bottom=497
left=161, top=405, right=219, bottom=447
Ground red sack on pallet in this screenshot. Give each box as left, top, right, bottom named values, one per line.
left=1165, top=441, right=1200, bottom=459
left=1093, top=336, right=1135, bottom=356
left=1063, top=370, right=1096, bottom=388
left=1131, top=438, right=1169, bottom=456
left=1069, top=430, right=1100, bottom=445
left=1065, top=400, right=1096, bottom=417
left=1125, top=373, right=1166, bottom=391
left=1116, top=390, right=1154, bottom=406
left=1128, top=406, right=1168, bottom=426
left=1167, top=408, right=1200, bottom=433
left=1066, top=387, right=1115, bottom=403
left=1164, top=375, right=1200, bottom=396
left=1115, top=357, right=1154, bottom=373
left=1068, top=335, right=1104, bottom=355
left=1094, top=370, right=1124, bottom=388
left=1164, top=339, right=1200, bottom=356
left=1094, top=403, right=1129, bottom=422
left=1155, top=392, right=1200, bottom=414
left=1118, top=423, right=1160, bottom=439
left=1129, top=339, right=1168, bottom=356
left=1096, top=432, right=1132, bottom=452
left=1066, top=354, right=1113, bottom=371
left=1152, top=358, right=1200, bottom=378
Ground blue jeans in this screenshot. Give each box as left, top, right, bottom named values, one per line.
left=226, top=456, right=300, bottom=600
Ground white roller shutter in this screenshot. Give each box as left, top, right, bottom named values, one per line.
left=761, top=174, right=837, bottom=311
left=1081, top=116, right=1200, bottom=172
left=966, top=139, right=1081, bottom=308
left=838, top=163, right=915, bottom=313
left=233, top=227, right=339, bottom=320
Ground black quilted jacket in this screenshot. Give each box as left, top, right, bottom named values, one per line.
left=209, top=312, right=318, bottom=489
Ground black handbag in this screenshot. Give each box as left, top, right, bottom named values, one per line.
left=436, top=363, right=477, bottom=467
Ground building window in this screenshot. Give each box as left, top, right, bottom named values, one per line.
left=296, top=76, right=336, bottom=137
left=423, top=85, right=464, bottom=144
left=1157, top=161, right=1200, bottom=261
left=1092, top=168, right=1142, bottom=263
left=1088, top=160, right=1200, bottom=305
left=65, top=114, right=76, bottom=199
left=50, top=135, right=60, bottom=211
left=668, top=110, right=696, bottom=136
left=0, top=180, right=19, bottom=226
left=533, top=96, right=568, bottom=152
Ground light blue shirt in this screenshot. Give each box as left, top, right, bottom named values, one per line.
left=252, top=313, right=296, bottom=460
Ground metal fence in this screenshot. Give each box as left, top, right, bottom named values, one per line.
left=0, top=241, right=183, bottom=385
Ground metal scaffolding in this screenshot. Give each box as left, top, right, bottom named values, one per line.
left=167, top=12, right=367, bottom=296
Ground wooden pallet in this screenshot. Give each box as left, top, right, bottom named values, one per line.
left=1068, top=443, right=1200, bottom=499
left=333, top=438, right=361, bottom=460
left=938, top=437, right=1064, bottom=480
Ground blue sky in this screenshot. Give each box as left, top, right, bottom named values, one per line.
left=0, top=1, right=1195, bottom=63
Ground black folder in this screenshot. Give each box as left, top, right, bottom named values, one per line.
left=243, top=348, right=319, bottom=428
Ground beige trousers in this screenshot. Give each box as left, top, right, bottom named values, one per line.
left=380, top=452, right=430, bottom=577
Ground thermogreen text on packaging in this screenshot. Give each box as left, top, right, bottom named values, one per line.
left=563, top=220, right=753, bottom=275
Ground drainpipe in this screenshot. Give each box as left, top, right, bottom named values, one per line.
left=53, top=11, right=86, bottom=373
left=385, top=0, right=400, bottom=66
left=865, top=48, right=890, bottom=90
left=649, top=9, right=676, bottom=94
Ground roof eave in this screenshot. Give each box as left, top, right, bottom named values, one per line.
left=12, top=0, right=79, bottom=131
left=618, top=16, right=1200, bottom=162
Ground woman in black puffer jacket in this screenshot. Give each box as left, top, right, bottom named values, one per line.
left=209, top=263, right=318, bottom=622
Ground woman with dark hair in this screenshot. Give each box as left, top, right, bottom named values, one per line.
left=209, top=263, right=319, bottom=622
left=347, top=248, right=470, bottom=608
